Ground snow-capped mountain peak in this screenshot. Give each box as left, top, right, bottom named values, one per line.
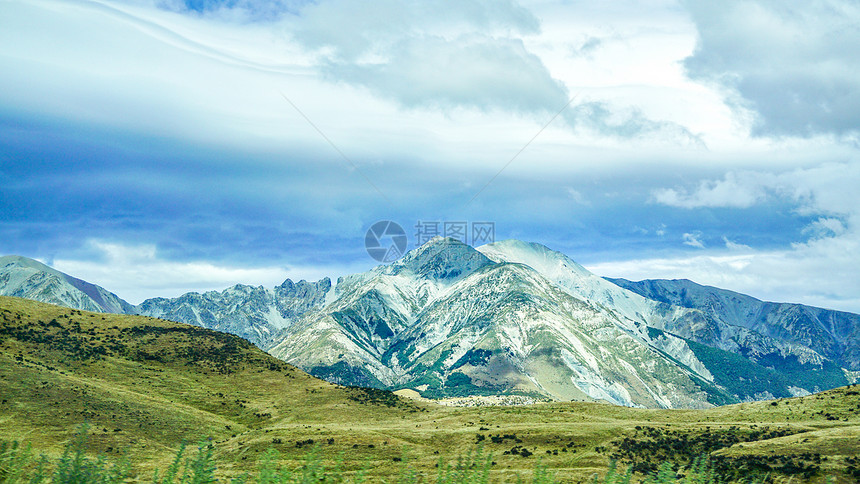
left=478, top=239, right=591, bottom=277
left=389, top=237, right=493, bottom=282
left=477, top=240, right=654, bottom=331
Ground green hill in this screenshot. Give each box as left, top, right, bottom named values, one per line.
left=2, top=296, right=859, bottom=482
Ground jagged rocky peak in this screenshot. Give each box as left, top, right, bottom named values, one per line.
left=132, top=274, right=335, bottom=348
left=278, top=277, right=332, bottom=295
left=389, top=236, right=494, bottom=281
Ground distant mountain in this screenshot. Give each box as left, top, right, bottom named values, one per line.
left=272, top=238, right=721, bottom=407
left=606, top=277, right=860, bottom=372
left=0, top=255, right=133, bottom=314
left=0, top=255, right=332, bottom=348
left=2, top=242, right=856, bottom=409
left=134, top=278, right=332, bottom=347
left=267, top=238, right=851, bottom=407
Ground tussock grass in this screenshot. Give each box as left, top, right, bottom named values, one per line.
left=0, top=425, right=764, bottom=483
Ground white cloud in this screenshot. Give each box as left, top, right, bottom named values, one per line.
left=322, top=35, right=568, bottom=114
left=651, top=162, right=860, bottom=213
left=803, top=217, right=847, bottom=240
left=722, top=236, right=751, bottom=251
left=566, top=187, right=589, bottom=205
left=51, top=240, right=351, bottom=305
left=0, top=0, right=717, bottom=177
left=651, top=171, right=766, bottom=208
left=283, top=0, right=567, bottom=115
left=682, top=232, right=705, bottom=248
left=563, top=101, right=705, bottom=146
left=683, top=0, right=860, bottom=137
left=287, top=0, right=541, bottom=58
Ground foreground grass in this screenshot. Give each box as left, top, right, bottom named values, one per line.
left=1, top=424, right=540, bottom=483
left=0, top=425, right=777, bottom=483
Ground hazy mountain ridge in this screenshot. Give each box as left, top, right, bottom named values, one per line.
left=0, top=255, right=333, bottom=349
left=607, top=277, right=860, bottom=371
left=0, top=255, right=134, bottom=314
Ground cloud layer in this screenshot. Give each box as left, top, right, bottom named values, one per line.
left=1, top=0, right=859, bottom=312
left=684, top=0, right=860, bottom=137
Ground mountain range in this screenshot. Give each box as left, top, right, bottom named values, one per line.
left=2, top=239, right=858, bottom=409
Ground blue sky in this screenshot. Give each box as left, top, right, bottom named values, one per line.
left=1, top=0, right=859, bottom=312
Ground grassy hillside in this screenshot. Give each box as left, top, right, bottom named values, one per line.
left=2, top=296, right=859, bottom=482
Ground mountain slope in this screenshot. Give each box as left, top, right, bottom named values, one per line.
left=474, top=240, right=849, bottom=399
left=0, top=255, right=133, bottom=314
left=608, top=277, right=860, bottom=372
left=0, top=295, right=420, bottom=473
left=268, top=238, right=498, bottom=388
left=478, top=240, right=669, bottom=331
left=477, top=241, right=822, bottom=366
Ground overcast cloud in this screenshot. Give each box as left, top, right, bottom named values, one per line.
left=1, top=0, right=859, bottom=312
left=684, top=0, right=860, bottom=137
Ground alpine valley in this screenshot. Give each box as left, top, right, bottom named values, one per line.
left=2, top=238, right=858, bottom=410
